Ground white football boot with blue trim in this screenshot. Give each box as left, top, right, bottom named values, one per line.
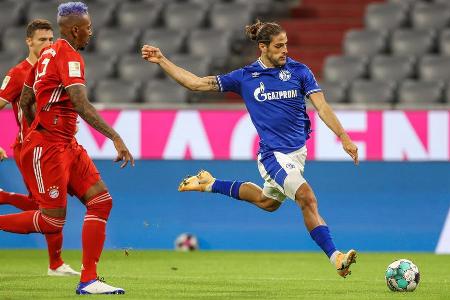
left=76, top=278, right=125, bottom=295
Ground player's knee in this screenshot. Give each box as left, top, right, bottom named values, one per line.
left=259, top=196, right=281, bottom=212
left=264, top=202, right=280, bottom=212
left=38, top=212, right=65, bottom=234
left=85, top=191, right=113, bottom=221
left=296, top=187, right=317, bottom=210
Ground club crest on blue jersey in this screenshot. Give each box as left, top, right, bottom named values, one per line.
left=279, top=70, right=291, bottom=81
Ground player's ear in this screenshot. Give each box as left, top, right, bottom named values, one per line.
left=72, top=26, right=79, bottom=39
left=25, top=37, right=32, bottom=47
left=258, top=42, right=266, bottom=53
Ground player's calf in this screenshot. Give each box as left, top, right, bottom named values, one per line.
left=81, top=191, right=112, bottom=283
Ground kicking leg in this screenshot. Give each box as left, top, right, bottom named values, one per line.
left=0, top=208, right=65, bottom=234
left=295, top=182, right=356, bottom=278
left=178, top=170, right=281, bottom=212
left=0, top=189, right=39, bottom=211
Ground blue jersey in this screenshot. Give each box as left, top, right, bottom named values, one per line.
left=217, top=57, right=321, bottom=157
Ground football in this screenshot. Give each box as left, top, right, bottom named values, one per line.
left=385, top=259, right=420, bottom=292
left=174, top=233, right=199, bottom=252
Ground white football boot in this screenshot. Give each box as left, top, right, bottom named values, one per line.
left=76, top=278, right=125, bottom=295
left=48, top=263, right=81, bottom=276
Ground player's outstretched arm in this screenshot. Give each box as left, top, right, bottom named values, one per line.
left=141, top=45, right=219, bottom=92
left=0, top=146, right=7, bottom=161
left=66, top=85, right=135, bottom=168
left=19, top=85, right=36, bottom=126
left=309, top=92, right=359, bottom=165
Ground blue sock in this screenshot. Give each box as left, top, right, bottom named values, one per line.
left=309, top=225, right=337, bottom=258
left=211, top=180, right=244, bottom=200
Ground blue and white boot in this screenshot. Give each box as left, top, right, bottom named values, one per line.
left=76, top=278, right=125, bottom=295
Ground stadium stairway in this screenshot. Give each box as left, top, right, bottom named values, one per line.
left=281, top=0, right=383, bottom=77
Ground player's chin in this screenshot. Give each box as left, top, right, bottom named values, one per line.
left=278, top=57, right=287, bottom=65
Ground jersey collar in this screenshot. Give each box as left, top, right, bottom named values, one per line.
left=25, top=58, right=34, bottom=66
left=257, top=58, right=268, bottom=69
left=60, top=39, right=77, bottom=52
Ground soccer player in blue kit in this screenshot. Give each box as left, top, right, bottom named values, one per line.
left=142, top=20, right=359, bottom=278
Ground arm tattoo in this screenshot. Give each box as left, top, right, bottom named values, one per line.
left=206, top=76, right=219, bottom=91
left=66, top=85, right=120, bottom=140
left=19, top=86, right=36, bottom=126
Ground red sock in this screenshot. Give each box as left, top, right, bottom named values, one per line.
left=45, top=233, right=64, bottom=270
left=0, top=210, right=65, bottom=234
left=81, top=192, right=112, bottom=282
left=0, top=190, right=38, bottom=211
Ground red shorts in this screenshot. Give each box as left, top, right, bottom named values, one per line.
left=21, top=130, right=101, bottom=209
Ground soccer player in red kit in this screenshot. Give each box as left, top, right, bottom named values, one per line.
left=0, top=19, right=79, bottom=276
left=0, top=2, right=134, bottom=295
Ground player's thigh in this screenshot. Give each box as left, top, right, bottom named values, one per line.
left=282, top=147, right=308, bottom=200
left=68, top=143, right=105, bottom=203
left=257, top=150, right=308, bottom=201
left=21, top=136, right=69, bottom=209
left=257, top=154, right=287, bottom=203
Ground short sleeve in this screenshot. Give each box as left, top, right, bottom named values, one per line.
left=0, top=68, right=22, bottom=103
left=24, top=65, right=36, bottom=89
left=216, top=68, right=244, bottom=94
left=300, top=67, right=321, bottom=98
left=56, top=50, right=85, bottom=88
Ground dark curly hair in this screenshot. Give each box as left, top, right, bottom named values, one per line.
left=245, top=20, right=284, bottom=45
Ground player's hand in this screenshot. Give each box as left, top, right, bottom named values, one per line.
left=141, top=45, right=164, bottom=64
left=0, top=147, right=8, bottom=162
left=112, top=136, right=135, bottom=168
left=341, top=136, right=359, bottom=165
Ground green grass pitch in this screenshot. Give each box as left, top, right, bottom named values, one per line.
left=0, top=250, right=449, bottom=299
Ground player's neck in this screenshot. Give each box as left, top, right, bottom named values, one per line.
left=27, top=53, right=38, bottom=65
left=60, top=34, right=78, bottom=50
left=259, top=56, right=275, bottom=68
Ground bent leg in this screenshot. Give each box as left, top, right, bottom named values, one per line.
left=0, top=210, right=65, bottom=234
left=179, top=170, right=282, bottom=212
left=238, top=182, right=282, bottom=212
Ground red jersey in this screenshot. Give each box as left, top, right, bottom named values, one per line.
left=0, top=58, right=33, bottom=143
left=25, top=39, right=85, bottom=142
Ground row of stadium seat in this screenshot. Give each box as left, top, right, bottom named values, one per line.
left=321, top=79, right=450, bottom=104
left=367, top=1, right=450, bottom=32
left=324, top=54, right=450, bottom=83
left=89, top=79, right=191, bottom=104
left=0, top=27, right=236, bottom=61
left=0, top=0, right=271, bottom=30
left=344, top=28, right=450, bottom=58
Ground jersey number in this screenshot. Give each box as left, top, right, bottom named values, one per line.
left=35, top=58, right=50, bottom=80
